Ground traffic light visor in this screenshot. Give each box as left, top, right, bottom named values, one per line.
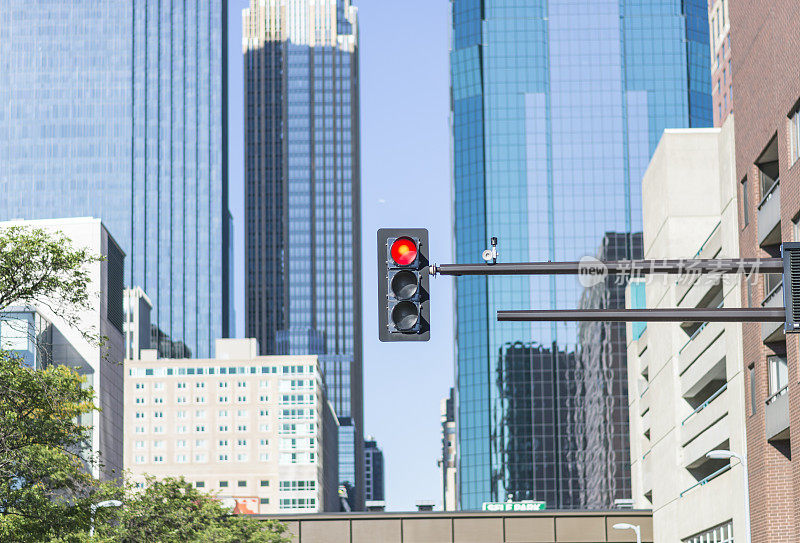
left=391, top=237, right=418, bottom=266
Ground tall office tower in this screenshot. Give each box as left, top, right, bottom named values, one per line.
left=574, top=232, right=642, bottom=506
left=363, top=437, right=384, bottom=503
left=708, top=0, right=732, bottom=126
left=242, top=0, right=363, bottom=509
left=438, top=388, right=458, bottom=511
left=451, top=0, right=712, bottom=509
left=0, top=2, right=231, bottom=358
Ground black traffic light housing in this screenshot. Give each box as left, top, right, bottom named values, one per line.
left=377, top=228, right=430, bottom=341
left=783, top=242, right=800, bottom=333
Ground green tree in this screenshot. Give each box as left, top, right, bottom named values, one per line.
left=0, top=227, right=290, bottom=542
left=0, top=351, right=99, bottom=542
left=50, top=477, right=290, bottom=543
left=0, top=226, right=100, bottom=342
left=0, top=226, right=103, bottom=541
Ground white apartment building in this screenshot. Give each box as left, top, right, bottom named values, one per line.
left=124, top=338, right=339, bottom=514
left=626, top=117, right=746, bottom=542
left=0, top=217, right=126, bottom=479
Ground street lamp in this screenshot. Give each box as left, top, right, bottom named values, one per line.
left=707, top=449, right=751, bottom=543
left=612, top=523, right=641, bottom=543
left=89, top=499, right=123, bottom=537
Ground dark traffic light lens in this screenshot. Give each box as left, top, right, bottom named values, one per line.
left=390, top=237, right=418, bottom=266
left=391, top=270, right=419, bottom=300
left=391, top=301, right=419, bottom=331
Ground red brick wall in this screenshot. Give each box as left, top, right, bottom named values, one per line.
left=731, top=0, right=800, bottom=541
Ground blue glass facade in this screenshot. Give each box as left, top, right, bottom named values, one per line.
left=0, top=1, right=230, bottom=358
left=451, top=0, right=711, bottom=509
left=243, top=0, right=363, bottom=510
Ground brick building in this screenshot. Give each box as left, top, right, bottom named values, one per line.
left=731, top=1, right=800, bottom=541
left=708, top=0, right=733, bottom=127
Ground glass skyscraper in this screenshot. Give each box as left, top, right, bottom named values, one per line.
left=0, top=1, right=230, bottom=358
left=451, top=0, right=711, bottom=509
left=242, top=0, right=363, bottom=510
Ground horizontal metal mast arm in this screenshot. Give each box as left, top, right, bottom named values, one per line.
left=497, top=308, right=786, bottom=323
left=432, top=258, right=783, bottom=276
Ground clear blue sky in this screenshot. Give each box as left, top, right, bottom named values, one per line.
left=227, top=1, right=454, bottom=510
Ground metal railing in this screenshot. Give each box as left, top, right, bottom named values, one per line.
left=681, top=382, right=728, bottom=426
left=693, top=222, right=722, bottom=259
left=761, top=277, right=783, bottom=306
left=678, top=300, right=725, bottom=354
left=679, top=463, right=732, bottom=498
left=679, top=322, right=709, bottom=354
left=757, top=177, right=779, bottom=210
left=766, top=384, right=789, bottom=406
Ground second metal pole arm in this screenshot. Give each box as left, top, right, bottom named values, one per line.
left=432, top=258, right=783, bottom=276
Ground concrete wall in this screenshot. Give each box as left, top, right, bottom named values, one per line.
left=260, top=510, right=653, bottom=543
left=626, top=118, right=748, bottom=541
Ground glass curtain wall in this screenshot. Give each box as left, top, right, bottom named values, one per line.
left=0, top=1, right=230, bottom=358
left=451, top=0, right=711, bottom=509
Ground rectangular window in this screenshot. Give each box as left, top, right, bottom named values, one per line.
left=741, top=177, right=749, bottom=226
left=260, top=498, right=269, bottom=505
left=238, top=480, right=247, bottom=488
left=792, top=109, right=800, bottom=166
left=260, top=480, right=269, bottom=487
left=759, top=160, right=779, bottom=199
left=749, top=364, right=757, bottom=415
left=768, top=355, right=789, bottom=398
left=196, top=481, right=205, bottom=488
left=746, top=279, right=753, bottom=308
left=219, top=481, right=229, bottom=488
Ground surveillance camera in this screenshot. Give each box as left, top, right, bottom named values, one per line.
left=482, top=249, right=494, bottom=262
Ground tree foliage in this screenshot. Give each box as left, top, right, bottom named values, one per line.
left=0, top=226, right=100, bottom=338
left=0, top=351, right=98, bottom=542
left=0, top=227, right=290, bottom=541
left=47, top=477, right=290, bottom=543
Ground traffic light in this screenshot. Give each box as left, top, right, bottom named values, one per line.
left=783, top=242, right=800, bottom=333
left=377, top=228, right=430, bottom=341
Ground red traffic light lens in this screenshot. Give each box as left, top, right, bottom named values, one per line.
left=390, top=237, right=418, bottom=266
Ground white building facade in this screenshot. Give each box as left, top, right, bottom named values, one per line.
left=0, top=217, right=126, bottom=479
left=124, top=338, right=339, bottom=514
left=626, top=117, right=746, bottom=542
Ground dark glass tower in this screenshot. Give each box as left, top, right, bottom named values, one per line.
left=0, top=1, right=230, bottom=358
left=243, top=0, right=363, bottom=510
left=364, top=437, right=385, bottom=502
left=451, top=0, right=711, bottom=509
